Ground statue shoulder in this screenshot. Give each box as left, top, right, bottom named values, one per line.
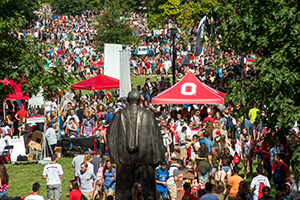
left=139, top=107, right=155, bottom=118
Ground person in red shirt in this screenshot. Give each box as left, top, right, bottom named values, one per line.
left=271, top=152, right=290, bottom=191
left=182, top=182, right=197, bottom=200
left=69, top=179, right=81, bottom=200
left=203, top=112, right=215, bottom=127
left=262, top=135, right=271, bottom=179
left=15, top=105, right=28, bottom=123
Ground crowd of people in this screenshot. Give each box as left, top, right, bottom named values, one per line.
left=1, top=4, right=300, bottom=200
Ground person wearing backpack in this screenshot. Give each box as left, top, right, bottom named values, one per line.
left=250, top=166, right=271, bottom=200
left=167, top=160, right=184, bottom=200
left=229, top=139, right=242, bottom=166
left=271, top=153, right=290, bottom=191
left=220, top=109, right=234, bottom=139
left=155, top=161, right=169, bottom=200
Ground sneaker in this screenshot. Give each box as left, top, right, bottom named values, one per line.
left=186, top=165, right=192, bottom=169
left=171, top=153, right=177, bottom=157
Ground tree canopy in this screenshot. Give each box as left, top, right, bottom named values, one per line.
left=146, top=0, right=218, bottom=29
left=50, top=0, right=88, bottom=16
left=0, top=1, right=72, bottom=102
left=214, top=0, right=300, bottom=129
left=0, top=0, right=39, bottom=22
left=93, top=0, right=139, bottom=52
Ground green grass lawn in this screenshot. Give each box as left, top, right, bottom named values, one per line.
left=5, top=156, right=277, bottom=198
left=69, top=74, right=173, bottom=96
left=6, top=157, right=74, bottom=199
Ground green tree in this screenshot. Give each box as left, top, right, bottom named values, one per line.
left=0, top=1, right=72, bottom=102
left=0, top=0, right=40, bottom=22
left=213, top=0, right=300, bottom=166
left=94, top=0, right=139, bottom=52
left=147, top=0, right=218, bottom=29
left=50, top=0, right=87, bottom=16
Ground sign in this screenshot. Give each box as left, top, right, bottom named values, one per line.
left=0, top=138, right=6, bottom=153
left=27, top=88, right=45, bottom=123
left=7, top=136, right=26, bottom=162
left=104, top=43, right=122, bottom=80
left=137, top=46, right=148, bottom=55
left=119, top=50, right=132, bottom=98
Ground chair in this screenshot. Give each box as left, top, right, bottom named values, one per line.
left=0, top=145, right=14, bottom=164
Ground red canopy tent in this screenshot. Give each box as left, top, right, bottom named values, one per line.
left=71, top=74, right=120, bottom=90
left=0, top=79, right=29, bottom=100
left=203, top=83, right=226, bottom=98
left=152, top=71, right=225, bottom=104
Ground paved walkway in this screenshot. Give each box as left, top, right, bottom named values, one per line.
left=171, top=146, right=223, bottom=200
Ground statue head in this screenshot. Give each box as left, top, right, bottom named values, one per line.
left=127, top=90, right=141, bottom=105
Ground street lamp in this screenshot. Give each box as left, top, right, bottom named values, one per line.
left=209, top=10, right=214, bottom=54
left=170, top=24, right=177, bottom=85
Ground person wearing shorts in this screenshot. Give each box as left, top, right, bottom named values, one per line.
left=167, top=160, right=184, bottom=200
left=43, top=154, right=64, bottom=200
left=78, top=162, right=96, bottom=200
left=179, top=127, right=189, bottom=168
left=103, top=182, right=116, bottom=193
left=220, top=147, right=233, bottom=190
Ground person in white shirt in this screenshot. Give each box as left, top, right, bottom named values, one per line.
left=250, top=166, right=270, bottom=200
left=167, top=160, right=184, bottom=200
left=43, top=154, right=64, bottom=200
left=24, top=182, right=44, bottom=200
left=186, top=135, right=200, bottom=178
left=163, top=59, right=171, bottom=75
left=186, top=120, right=194, bottom=142
left=45, top=123, right=57, bottom=155
left=65, top=109, right=80, bottom=124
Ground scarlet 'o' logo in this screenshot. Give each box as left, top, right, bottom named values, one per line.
left=180, top=83, right=197, bottom=95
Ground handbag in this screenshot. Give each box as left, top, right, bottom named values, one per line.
left=198, top=153, right=210, bottom=174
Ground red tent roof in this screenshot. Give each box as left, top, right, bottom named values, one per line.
left=203, top=83, right=226, bottom=98
left=71, top=74, right=120, bottom=90
left=0, top=79, right=29, bottom=100
left=152, top=71, right=225, bottom=104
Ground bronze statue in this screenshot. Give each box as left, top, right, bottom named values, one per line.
left=107, top=90, right=165, bottom=200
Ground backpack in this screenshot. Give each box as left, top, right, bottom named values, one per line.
left=273, top=161, right=286, bottom=183
left=58, top=116, right=64, bottom=130
left=233, top=152, right=240, bottom=164
left=258, top=182, right=265, bottom=199
left=225, top=116, right=234, bottom=130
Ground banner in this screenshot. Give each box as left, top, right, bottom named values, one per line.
left=104, top=43, right=122, bottom=80
left=7, top=136, right=26, bottom=162
left=119, top=50, right=131, bottom=97
left=195, top=16, right=207, bottom=56
left=27, top=89, right=45, bottom=123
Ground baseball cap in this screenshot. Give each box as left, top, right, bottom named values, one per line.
left=208, top=111, right=213, bottom=115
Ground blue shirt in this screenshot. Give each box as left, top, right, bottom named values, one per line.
left=244, top=119, right=253, bottom=135
left=200, top=193, right=219, bottom=200
left=199, top=138, right=213, bottom=152
left=106, top=113, right=113, bottom=121
left=155, top=168, right=169, bottom=192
